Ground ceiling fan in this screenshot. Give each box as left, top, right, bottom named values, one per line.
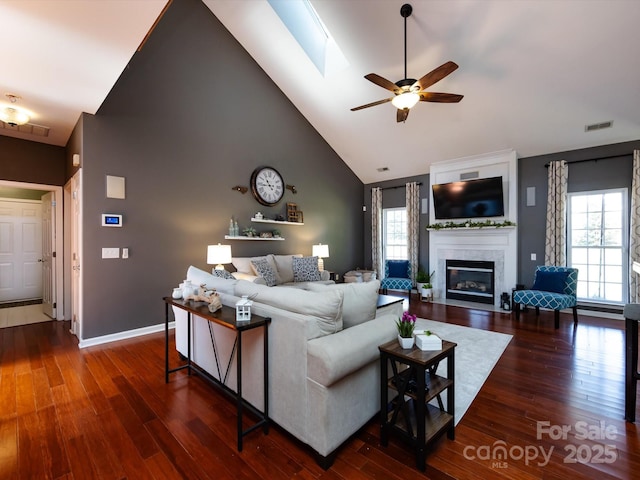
left=351, top=3, right=463, bottom=123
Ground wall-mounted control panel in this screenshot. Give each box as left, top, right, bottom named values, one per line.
left=102, top=214, right=122, bottom=227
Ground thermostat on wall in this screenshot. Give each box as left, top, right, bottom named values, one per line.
left=102, top=214, right=123, bottom=227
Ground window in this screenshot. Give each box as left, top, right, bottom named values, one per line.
left=568, top=189, right=628, bottom=304
left=383, top=208, right=407, bottom=260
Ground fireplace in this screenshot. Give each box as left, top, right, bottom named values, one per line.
left=446, top=260, right=495, bottom=305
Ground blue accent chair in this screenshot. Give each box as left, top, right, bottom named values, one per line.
left=513, top=266, right=579, bottom=329
left=381, top=260, right=413, bottom=300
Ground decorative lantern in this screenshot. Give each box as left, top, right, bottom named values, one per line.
left=235, top=295, right=253, bottom=322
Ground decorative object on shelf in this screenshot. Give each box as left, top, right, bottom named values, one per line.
left=229, top=219, right=235, bottom=237
left=259, top=232, right=273, bottom=238
left=232, top=186, right=248, bottom=194
left=312, top=243, right=329, bottom=271
left=235, top=295, right=253, bottom=321
left=184, top=285, right=223, bottom=313
left=272, top=229, right=281, bottom=238
left=287, top=202, right=303, bottom=223
left=243, top=226, right=257, bottom=237
left=396, top=311, right=416, bottom=348
left=286, top=184, right=297, bottom=194
left=250, top=166, right=285, bottom=206
left=275, top=214, right=286, bottom=222
left=427, top=219, right=516, bottom=230
left=181, top=280, right=196, bottom=300
left=234, top=220, right=239, bottom=236
left=171, top=287, right=182, bottom=300
left=207, top=243, right=232, bottom=271
left=255, top=212, right=264, bottom=220
left=415, top=330, right=442, bottom=350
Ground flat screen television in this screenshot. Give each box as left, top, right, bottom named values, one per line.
left=432, top=176, right=505, bottom=220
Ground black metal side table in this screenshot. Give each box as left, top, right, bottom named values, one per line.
left=164, top=297, right=271, bottom=450
left=379, top=339, right=456, bottom=471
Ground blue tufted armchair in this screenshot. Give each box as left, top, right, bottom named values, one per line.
left=513, top=266, right=579, bottom=329
left=380, top=259, right=413, bottom=300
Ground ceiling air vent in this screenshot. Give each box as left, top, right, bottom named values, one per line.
left=585, top=121, right=613, bottom=132
left=377, top=167, right=389, bottom=172
left=0, top=120, right=50, bottom=137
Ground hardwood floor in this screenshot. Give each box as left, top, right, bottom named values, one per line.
left=1, top=296, right=638, bottom=479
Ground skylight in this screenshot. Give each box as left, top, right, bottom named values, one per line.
left=267, top=0, right=348, bottom=77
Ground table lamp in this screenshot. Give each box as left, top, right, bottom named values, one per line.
left=207, top=244, right=232, bottom=271
left=312, top=243, right=329, bottom=271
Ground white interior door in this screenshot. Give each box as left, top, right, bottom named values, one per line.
left=0, top=199, right=42, bottom=302
left=41, top=192, right=55, bottom=318
left=70, top=171, right=83, bottom=338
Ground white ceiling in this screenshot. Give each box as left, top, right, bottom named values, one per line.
left=3, top=0, right=639, bottom=184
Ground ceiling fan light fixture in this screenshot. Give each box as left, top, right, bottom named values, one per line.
left=391, top=91, right=419, bottom=110
left=0, top=107, right=30, bottom=126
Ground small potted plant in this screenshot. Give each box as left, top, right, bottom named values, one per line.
left=396, top=311, right=417, bottom=348
left=242, top=226, right=257, bottom=237
left=416, top=269, right=435, bottom=301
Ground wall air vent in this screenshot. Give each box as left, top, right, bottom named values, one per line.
left=585, top=121, right=613, bottom=132
left=0, top=120, right=50, bottom=137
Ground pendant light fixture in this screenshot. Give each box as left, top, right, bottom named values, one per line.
left=0, top=94, right=30, bottom=126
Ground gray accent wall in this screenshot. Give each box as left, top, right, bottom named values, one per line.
left=76, top=0, right=364, bottom=339
left=517, top=139, right=639, bottom=287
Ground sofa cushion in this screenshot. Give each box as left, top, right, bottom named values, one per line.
left=234, top=280, right=343, bottom=338
left=211, top=269, right=235, bottom=280
left=532, top=270, right=569, bottom=293
left=307, top=280, right=380, bottom=329
left=307, top=314, right=397, bottom=387
left=186, top=265, right=236, bottom=295
left=272, top=254, right=302, bottom=284
left=232, top=257, right=254, bottom=274
left=251, top=257, right=278, bottom=287
left=292, top=256, right=321, bottom=282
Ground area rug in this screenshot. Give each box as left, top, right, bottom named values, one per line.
left=414, top=318, right=512, bottom=425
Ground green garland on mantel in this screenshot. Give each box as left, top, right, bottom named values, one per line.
left=427, top=219, right=517, bottom=230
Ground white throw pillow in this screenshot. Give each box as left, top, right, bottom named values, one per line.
left=307, top=280, right=380, bottom=329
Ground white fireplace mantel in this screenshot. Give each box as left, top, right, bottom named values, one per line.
left=428, top=149, right=518, bottom=307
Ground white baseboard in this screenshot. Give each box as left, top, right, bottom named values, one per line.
left=78, top=321, right=175, bottom=349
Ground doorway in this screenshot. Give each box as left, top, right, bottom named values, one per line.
left=0, top=180, right=64, bottom=327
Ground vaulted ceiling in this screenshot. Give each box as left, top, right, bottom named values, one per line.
left=2, top=0, right=639, bottom=183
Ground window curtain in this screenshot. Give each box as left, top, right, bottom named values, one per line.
left=371, top=187, right=383, bottom=279
left=544, top=160, right=568, bottom=265
left=406, top=182, right=420, bottom=286
left=629, top=150, right=640, bottom=301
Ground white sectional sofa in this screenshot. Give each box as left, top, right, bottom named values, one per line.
left=173, top=265, right=403, bottom=467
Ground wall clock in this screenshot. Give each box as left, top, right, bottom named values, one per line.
left=250, top=166, right=285, bottom=206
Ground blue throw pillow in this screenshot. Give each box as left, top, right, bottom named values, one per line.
left=532, top=270, right=569, bottom=294
left=387, top=260, right=409, bottom=278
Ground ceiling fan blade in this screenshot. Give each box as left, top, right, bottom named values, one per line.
left=413, top=61, right=459, bottom=91
left=365, top=73, right=401, bottom=93
left=351, top=97, right=393, bottom=111
left=396, top=108, right=410, bottom=123
left=419, top=92, right=464, bottom=103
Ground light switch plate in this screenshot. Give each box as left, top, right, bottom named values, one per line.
left=102, top=247, right=120, bottom=259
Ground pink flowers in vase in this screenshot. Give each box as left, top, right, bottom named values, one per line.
left=396, top=311, right=417, bottom=338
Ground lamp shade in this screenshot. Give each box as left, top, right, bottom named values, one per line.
left=207, top=244, right=232, bottom=270
left=312, top=244, right=329, bottom=258
left=391, top=91, right=419, bottom=110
